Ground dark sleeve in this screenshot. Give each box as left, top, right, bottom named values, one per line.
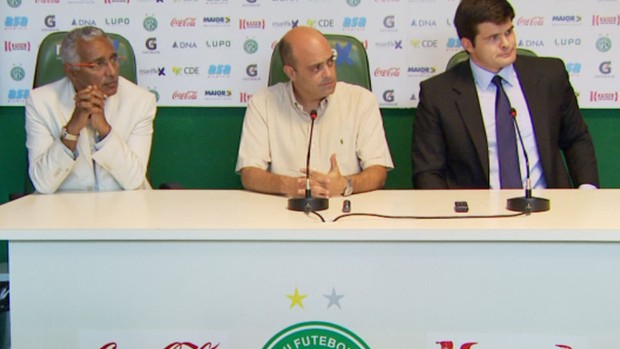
left=411, top=80, right=449, bottom=189
left=555, top=60, right=600, bottom=187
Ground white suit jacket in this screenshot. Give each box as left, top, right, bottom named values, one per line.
left=25, top=77, right=157, bottom=194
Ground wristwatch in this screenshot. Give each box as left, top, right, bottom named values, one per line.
left=61, top=127, right=78, bottom=142
left=343, top=177, right=353, bottom=197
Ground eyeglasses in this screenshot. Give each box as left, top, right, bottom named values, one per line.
left=66, top=55, right=126, bottom=72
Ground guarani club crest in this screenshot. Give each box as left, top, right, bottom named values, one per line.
left=263, top=321, right=370, bottom=349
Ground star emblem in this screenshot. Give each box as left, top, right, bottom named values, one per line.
left=287, top=288, right=307, bottom=309
left=324, top=287, right=344, bottom=309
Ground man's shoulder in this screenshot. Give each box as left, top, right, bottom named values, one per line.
left=423, top=60, right=471, bottom=86
left=117, top=77, right=153, bottom=98
left=30, top=77, right=69, bottom=96
left=250, top=81, right=288, bottom=101
left=27, top=78, right=72, bottom=108
left=335, top=81, right=371, bottom=92
left=515, top=55, right=565, bottom=73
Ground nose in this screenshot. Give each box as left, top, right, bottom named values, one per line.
left=320, top=63, right=335, bottom=80
left=103, top=60, right=119, bottom=75
left=499, top=34, right=511, bottom=49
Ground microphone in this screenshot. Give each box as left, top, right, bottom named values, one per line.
left=287, top=109, right=329, bottom=212
left=505, top=107, right=550, bottom=213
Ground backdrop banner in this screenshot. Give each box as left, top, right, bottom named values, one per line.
left=1, top=0, right=618, bottom=108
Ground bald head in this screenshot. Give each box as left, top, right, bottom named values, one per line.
left=279, top=26, right=330, bottom=68
left=277, top=26, right=337, bottom=110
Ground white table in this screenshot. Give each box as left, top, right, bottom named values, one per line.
left=1, top=189, right=619, bottom=349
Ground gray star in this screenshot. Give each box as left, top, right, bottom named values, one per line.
left=324, top=287, right=345, bottom=309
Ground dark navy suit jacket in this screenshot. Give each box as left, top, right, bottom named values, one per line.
left=412, top=55, right=599, bottom=189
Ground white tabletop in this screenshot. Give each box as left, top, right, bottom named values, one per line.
left=0, top=189, right=619, bottom=241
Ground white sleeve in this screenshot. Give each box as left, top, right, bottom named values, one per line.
left=25, top=93, right=77, bottom=194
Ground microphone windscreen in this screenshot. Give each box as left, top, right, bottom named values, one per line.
left=310, top=110, right=318, bottom=120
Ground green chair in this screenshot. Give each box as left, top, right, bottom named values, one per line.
left=33, top=31, right=137, bottom=88
left=268, top=34, right=372, bottom=91
left=445, top=48, right=537, bottom=70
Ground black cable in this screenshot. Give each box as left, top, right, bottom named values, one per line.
left=306, top=210, right=326, bottom=222
left=332, top=211, right=526, bottom=222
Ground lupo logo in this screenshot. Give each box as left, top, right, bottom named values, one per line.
left=263, top=321, right=369, bottom=349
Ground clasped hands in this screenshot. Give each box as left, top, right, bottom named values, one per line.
left=293, top=154, right=347, bottom=198
left=64, top=85, right=112, bottom=146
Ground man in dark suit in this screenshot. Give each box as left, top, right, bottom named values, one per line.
left=412, top=0, right=599, bottom=189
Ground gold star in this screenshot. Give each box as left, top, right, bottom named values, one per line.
left=286, top=288, right=307, bottom=309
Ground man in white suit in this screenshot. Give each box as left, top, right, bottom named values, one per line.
left=25, top=26, right=156, bottom=194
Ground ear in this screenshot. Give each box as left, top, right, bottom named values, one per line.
left=283, top=64, right=296, bottom=81
left=461, top=37, right=474, bottom=54
left=64, top=64, right=76, bottom=81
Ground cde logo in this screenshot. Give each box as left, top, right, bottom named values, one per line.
left=263, top=321, right=369, bottom=349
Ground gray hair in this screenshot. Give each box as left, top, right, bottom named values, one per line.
left=60, top=26, right=111, bottom=65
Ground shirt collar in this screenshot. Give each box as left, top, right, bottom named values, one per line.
left=285, top=81, right=331, bottom=119
left=469, top=59, right=516, bottom=91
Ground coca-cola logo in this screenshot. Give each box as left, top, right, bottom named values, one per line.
left=170, top=17, right=196, bottom=27
left=517, top=16, right=544, bottom=26
left=374, top=67, right=400, bottom=77
left=172, top=91, right=198, bottom=100
left=100, top=342, right=220, bottom=349
left=164, top=342, right=220, bottom=349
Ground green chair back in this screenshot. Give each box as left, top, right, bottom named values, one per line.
left=445, top=48, right=537, bottom=70
left=268, top=34, right=371, bottom=91
left=33, top=31, right=137, bottom=88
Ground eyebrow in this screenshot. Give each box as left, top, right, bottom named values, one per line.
left=90, top=52, right=118, bottom=63
left=486, top=25, right=514, bottom=37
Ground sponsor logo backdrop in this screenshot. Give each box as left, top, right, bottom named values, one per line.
left=1, top=0, right=618, bottom=108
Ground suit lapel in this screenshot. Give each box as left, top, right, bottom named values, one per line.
left=514, top=58, right=551, bottom=172
left=514, top=58, right=544, bottom=128
left=452, top=62, right=490, bottom=180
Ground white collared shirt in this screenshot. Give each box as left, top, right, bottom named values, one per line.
left=236, top=81, right=394, bottom=177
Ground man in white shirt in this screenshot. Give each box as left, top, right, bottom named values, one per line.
left=26, top=26, right=156, bottom=193
left=236, top=26, right=393, bottom=198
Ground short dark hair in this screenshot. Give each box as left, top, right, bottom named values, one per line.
left=278, top=37, right=295, bottom=67
left=454, top=0, right=515, bottom=43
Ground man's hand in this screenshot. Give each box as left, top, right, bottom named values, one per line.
left=304, top=154, right=347, bottom=198
left=65, top=85, right=111, bottom=145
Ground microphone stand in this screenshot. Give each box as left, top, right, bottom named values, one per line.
left=288, top=110, right=329, bottom=212
left=506, top=108, right=550, bottom=214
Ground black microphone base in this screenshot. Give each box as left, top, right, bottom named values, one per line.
left=288, top=197, right=329, bottom=212
left=506, top=196, right=550, bottom=213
